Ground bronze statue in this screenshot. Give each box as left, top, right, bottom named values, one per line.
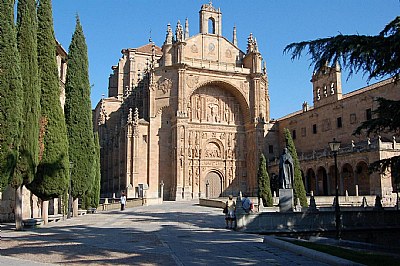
left=279, top=148, right=294, bottom=189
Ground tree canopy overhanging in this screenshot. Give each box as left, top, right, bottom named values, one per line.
left=284, top=16, right=400, bottom=81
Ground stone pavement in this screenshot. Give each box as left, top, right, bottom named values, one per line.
left=0, top=201, right=356, bottom=265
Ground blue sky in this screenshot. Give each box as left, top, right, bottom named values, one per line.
left=52, top=0, right=399, bottom=119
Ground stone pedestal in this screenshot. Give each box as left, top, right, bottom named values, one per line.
left=279, top=189, right=294, bottom=212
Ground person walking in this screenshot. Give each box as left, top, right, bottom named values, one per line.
left=225, top=195, right=236, bottom=229
left=120, top=193, right=127, bottom=211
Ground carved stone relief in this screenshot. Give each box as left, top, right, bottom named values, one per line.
left=191, top=44, right=198, bottom=53
left=208, top=43, right=216, bottom=55
left=158, top=78, right=172, bottom=94
left=187, top=75, right=199, bottom=88
left=225, top=49, right=232, bottom=58
left=204, top=142, right=221, bottom=158
left=188, top=85, right=242, bottom=125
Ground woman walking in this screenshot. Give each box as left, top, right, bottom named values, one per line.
left=225, top=195, right=236, bottom=229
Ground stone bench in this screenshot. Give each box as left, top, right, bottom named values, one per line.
left=87, top=208, right=97, bottom=214
left=48, top=214, right=63, bottom=223
left=23, top=218, right=43, bottom=227
left=78, top=209, right=87, bottom=216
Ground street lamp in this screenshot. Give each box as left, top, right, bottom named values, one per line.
left=206, top=180, right=210, bottom=199
left=329, top=138, right=341, bottom=239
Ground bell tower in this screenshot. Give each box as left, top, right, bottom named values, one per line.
left=199, top=1, right=222, bottom=35
left=311, top=63, right=343, bottom=108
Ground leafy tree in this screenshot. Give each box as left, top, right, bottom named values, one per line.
left=0, top=0, right=23, bottom=191
left=64, top=16, right=95, bottom=200
left=28, top=0, right=69, bottom=200
left=284, top=128, right=308, bottom=207
left=284, top=16, right=400, bottom=192
left=257, top=153, right=273, bottom=207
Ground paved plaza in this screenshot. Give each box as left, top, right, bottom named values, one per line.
left=0, top=201, right=353, bottom=265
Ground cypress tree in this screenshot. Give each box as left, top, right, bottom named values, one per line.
left=14, top=0, right=40, bottom=186
left=64, top=16, right=95, bottom=200
left=0, top=0, right=23, bottom=191
left=92, top=132, right=101, bottom=208
left=257, top=153, right=273, bottom=207
left=13, top=0, right=40, bottom=230
left=28, top=0, right=69, bottom=200
left=284, top=128, right=308, bottom=207
left=82, top=133, right=101, bottom=209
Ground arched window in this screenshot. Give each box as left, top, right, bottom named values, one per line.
left=208, top=17, right=215, bottom=34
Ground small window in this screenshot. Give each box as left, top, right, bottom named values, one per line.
left=366, top=108, right=372, bottom=120
left=350, top=113, right=357, bottom=124
left=312, top=124, right=317, bottom=134
left=268, top=145, right=274, bottom=154
left=301, top=127, right=306, bottom=137
left=337, top=117, right=342, bottom=128
left=292, top=130, right=296, bottom=140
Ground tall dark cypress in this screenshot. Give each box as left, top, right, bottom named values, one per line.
left=257, top=153, right=273, bottom=207
left=14, top=0, right=40, bottom=186
left=28, top=0, right=69, bottom=200
left=82, top=133, right=101, bottom=209
left=64, top=16, right=95, bottom=199
left=92, top=133, right=101, bottom=207
left=0, top=0, right=23, bottom=191
left=284, top=128, right=308, bottom=207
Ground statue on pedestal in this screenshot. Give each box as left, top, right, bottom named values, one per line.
left=279, top=148, right=294, bottom=189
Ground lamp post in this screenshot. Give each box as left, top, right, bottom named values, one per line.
left=329, top=138, right=341, bottom=239
left=67, top=162, right=74, bottom=219
left=160, top=180, right=164, bottom=200
left=206, top=180, right=210, bottom=199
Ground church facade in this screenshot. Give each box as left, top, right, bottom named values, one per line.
left=93, top=3, right=269, bottom=201
left=94, top=2, right=400, bottom=203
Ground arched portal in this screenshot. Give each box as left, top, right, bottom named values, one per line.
left=328, top=165, right=338, bottom=195
left=317, top=167, right=328, bottom=195
left=186, top=82, right=248, bottom=196
left=206, top=171, right=222, bottom=198
left=306, top=168, right=316, bottom=194
left=355, top=161, right=369, bottom=195
left=342, top=163, right=354, bottom=195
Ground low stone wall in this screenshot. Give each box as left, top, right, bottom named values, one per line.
left=199, top=198, right=226, bottom=209
left=99, top=198, right=144, bottom=211
left=237, top=209, right=400, bottom=233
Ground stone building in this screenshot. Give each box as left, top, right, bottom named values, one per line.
left=93, top=2, right=269, bottom=202
left=268, top=64, right=400, bottom=201
left=94, top=2, right=400, bottom=204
